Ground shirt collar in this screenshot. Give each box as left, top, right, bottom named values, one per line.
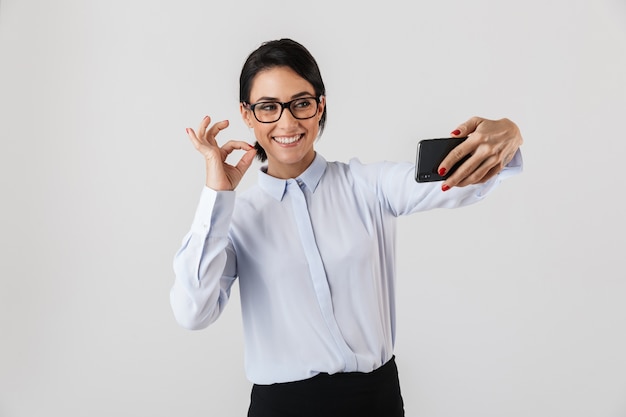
left=258, top=153, right=327, bottom=201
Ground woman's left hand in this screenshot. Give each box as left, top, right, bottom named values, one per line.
left=439, top=116, right=523, bottom=191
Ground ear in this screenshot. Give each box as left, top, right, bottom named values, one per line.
left=317, top=95, right=326, bottom=122
left=240, top=102, right=254, bottom=128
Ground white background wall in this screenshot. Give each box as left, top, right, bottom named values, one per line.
left=1, top=1, right=625, bottom=416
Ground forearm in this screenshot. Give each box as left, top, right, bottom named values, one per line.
left=170, top=188, right=237, bottom=330
left=350, top=149, right=523, bottom=216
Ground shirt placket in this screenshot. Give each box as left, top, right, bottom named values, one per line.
left=287, top=179, right=357, bottom=370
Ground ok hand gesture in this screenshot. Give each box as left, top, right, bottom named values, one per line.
left=185, top=116, right=256, bottom=191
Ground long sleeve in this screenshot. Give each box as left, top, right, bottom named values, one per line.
left=170, top=187, right=238, bottom=330
left=350, top=149, right=523, bottom=216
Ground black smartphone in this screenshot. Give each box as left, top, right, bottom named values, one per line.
left=414, top=137, right=468, bottom=182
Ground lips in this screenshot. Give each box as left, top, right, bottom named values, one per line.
left=272, top=134, right=303, bottom=144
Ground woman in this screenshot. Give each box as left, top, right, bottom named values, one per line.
left=171, top=38, right=523, bottom=416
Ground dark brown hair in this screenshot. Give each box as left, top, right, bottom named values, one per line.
left=239, top=39, right=327, bottom=162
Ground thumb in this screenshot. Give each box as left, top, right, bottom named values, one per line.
left=235, top=148, right=257, bottom=174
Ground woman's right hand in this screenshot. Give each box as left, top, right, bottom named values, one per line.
left=186, top=116, right=256, bottom=191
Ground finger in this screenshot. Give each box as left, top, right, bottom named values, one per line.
left=438, top=140, right=473, bottom=178
left=220, top=140, right=255, bottom=156
left=440, top=155, right=478, bottom=189
left=186, top=126, right=221, bottom=160
left=205, top=119, right=230, bottom=146
left=477, top=164, right=502, bottom=184
left=197, top=115, right=212, bottom=141
left=451, top=154, right=499, bottom=188
left=185, top=127, right=202, bottom=150
left=457, top=163, right=501, bottom=187
left=234, top=148, right=257, bottom=175
left=451, top=116, right=484, bottom=137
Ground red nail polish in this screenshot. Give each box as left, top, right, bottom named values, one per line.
left=451, top=129, right=461, bottom=136
left=438, top=167, right=447, bottom=176
left=442, top=184, right=450, bottom=192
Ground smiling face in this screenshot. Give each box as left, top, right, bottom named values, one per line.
left=240, top=66, right=325, bottom=179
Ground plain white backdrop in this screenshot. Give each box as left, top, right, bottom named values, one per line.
left=1, top=1, right=625, bottom=416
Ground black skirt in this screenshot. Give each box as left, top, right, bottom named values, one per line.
left=247, top=356, right=405, bottom=417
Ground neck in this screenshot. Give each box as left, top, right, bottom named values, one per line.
left=266, top=152, right=316, bottom=179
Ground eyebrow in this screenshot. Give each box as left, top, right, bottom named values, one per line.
left=253, top=91, right=315, bottom=102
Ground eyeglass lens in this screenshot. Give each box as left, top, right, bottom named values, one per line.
left=253, top=97, right=318, bottom=123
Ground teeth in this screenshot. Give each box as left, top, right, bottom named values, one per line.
left=273, top=135, right=301, bottom=144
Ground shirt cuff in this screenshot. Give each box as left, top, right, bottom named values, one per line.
left=499, top=149, right=524, bottom=180
left=190, top=186, right=236, bottom=237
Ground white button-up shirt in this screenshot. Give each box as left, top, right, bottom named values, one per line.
left=171, top=152, right=522, bottom=384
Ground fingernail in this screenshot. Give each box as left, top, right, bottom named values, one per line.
left=185, top=128, right=190, bottom=134
left=438, top=167, right=447, bottom=176
left=203, top=115, right=209, bottom=120
left=442, top=184, right=450, bottom=192
left=451, top=129, right=461, bottom=136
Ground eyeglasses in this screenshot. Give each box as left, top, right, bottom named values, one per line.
left=244, top=96, right=321, bottom=123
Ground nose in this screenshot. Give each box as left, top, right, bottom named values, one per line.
left=276, top=105, right=298, bottom=127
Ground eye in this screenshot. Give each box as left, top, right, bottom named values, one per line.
left=257, top=102, right=279, bottom=112
left=293, top=98, right=313, bottom=109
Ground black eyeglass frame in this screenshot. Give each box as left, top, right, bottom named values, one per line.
left=243, top=96, right=322, bottom=124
